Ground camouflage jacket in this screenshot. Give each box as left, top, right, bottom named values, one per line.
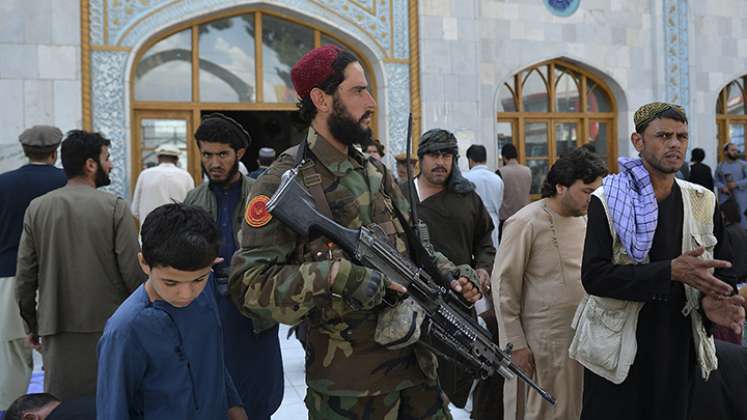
left=229, top=129, right=468, bottom=397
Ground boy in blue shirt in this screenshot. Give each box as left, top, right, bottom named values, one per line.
left=96, top=204, right=247, bottom=420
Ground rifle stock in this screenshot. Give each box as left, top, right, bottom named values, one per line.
left=266, top=169, right=556, bottom=405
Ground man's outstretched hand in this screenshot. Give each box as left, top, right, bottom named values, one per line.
left=702, top=294, right=746, bottom=335
left=671, top=247, right=733, bottom=297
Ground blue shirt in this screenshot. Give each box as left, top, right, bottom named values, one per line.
left=96, top=282, right=241, bottom=420
left=210, top=181, right=242, bottom=278
left=209, top=180, right=283, bottom=418
left=0, top=164, right=66, bottom=276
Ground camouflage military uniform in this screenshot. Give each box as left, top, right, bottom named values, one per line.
left=230, top=129, right=469, bottom=419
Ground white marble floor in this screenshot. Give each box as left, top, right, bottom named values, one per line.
left=273, top=324, right=471, bottom=419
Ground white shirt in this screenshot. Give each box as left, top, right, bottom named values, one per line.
left=464, top=164, right=504, bottom=247
left=130, top=163, right=195, bottom=223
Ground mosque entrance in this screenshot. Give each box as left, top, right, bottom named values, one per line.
left=200, top=110, right=308, bottom=174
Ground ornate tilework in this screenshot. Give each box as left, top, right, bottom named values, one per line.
left=89, top=0, right=105, bottom=45
left=107, top=0, right=176, bottom=45
left=91, top=51, right=129, bottom=197
left=663, top=0, right=689, bottom=109
left=87, top=0, right=413, bottom=198
left=385, top=62, right=410, bottom=158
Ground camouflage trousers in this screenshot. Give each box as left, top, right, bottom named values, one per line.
left=305, top=383, right=453, bottom=420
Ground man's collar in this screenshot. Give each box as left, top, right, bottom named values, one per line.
left=471, top=164, right=489, bottom=171
left=209, top=174, right=244, bottom=192
left=158, top=162, right=176, bottom=168
left=306, top=128, right=364, bottom=176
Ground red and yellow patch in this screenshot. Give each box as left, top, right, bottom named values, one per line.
left=245, top=195, right=272, bottom=228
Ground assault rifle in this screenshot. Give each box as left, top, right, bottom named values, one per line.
left=266, top=168, right=556, bottom=405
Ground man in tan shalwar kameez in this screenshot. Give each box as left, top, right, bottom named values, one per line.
left=15, top=130, right=144, bottom=400
left=492, top=148, right=607, bottom=420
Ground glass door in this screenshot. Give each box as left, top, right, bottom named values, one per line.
left=525, top=120, right=549, bottom=195
left=132, top=111, right=197, bottom=193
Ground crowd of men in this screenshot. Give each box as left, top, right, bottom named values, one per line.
left=0, top=44, right=746, bottom=420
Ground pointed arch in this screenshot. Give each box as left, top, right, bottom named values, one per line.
left=496, top=58, right=619, bottom=197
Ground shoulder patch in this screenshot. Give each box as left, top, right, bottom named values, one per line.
left=245, top=195, right=272, bottom=227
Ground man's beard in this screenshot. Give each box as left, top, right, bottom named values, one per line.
left=642, top=150, right=680, bottom=175
left=95, top=161, right=111, bottom=187
left=206, top=159, right=240, bottom=188
left=328, top=97, right=372, bottom=146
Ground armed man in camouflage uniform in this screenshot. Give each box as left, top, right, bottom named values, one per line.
left=229, top=45, right=482, bottom=419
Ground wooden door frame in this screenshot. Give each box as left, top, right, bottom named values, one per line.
left=130, top=110, right=197, bottom=194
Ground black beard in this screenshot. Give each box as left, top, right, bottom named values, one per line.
left=206, top=159, right=240, bottom=188
left=95, top=162, right=111, bottom=187
left=328, top=97, right=372, bottom=146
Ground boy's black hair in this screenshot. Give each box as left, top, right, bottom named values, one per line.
left=466, top=145, right=487, bottom=163
left=140, top=203, right=220, bottom=271
left=60, top=130, right=111, bottom=179
left=297, top=50, right=359, bottom=124
left=194, top=113, right=252, bottom=151
left=541, top=147, right=608, bottom=197
left=5, top=393, right=60, bottom=420
left=691, top=147, right=705, bottom=163
left=501, top=143, right=518, bottom=160
left=635, top=107, right=688, bottom=134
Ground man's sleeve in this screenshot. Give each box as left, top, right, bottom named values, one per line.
left=15, top=212, right=38, bottom=335
left=581, top=196, right=671, bottom=302
left=472, top=194, right=497, bottom=274
left=737, top=162, right=747, bottom=188
left=130, top=176, right=142, bottom=218
left=186, top=174, right=195, bottom=191
left=224, top=367, right=242, bottom=409
left=715, top=166, right=725, bottom=189
left=96, top=329, right=146, bottom=420
left=114, top=199, right=146, bottom=292
left=492, top=215, right=533, bottom=350
left=229, top=165, right=337, bottom=328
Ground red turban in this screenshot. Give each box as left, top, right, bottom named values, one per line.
left=291, top=45, right=341, bottom=100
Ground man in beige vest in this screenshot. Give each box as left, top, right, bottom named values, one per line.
left=15, top=130, right=145, bottom=400
left=493, top=147, right=607, bottom=420
left=577, top=103, right=745, bottom=420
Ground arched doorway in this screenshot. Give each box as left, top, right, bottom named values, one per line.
left=129, top=8, right=377, bottom=189
left=496, top=59, right=617, bottom=197
left=716, top=76, right=747, bottom=160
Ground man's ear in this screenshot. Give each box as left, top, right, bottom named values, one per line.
left=137, top=253, right=151, bottom=276
left=84, top=157, right=97, bottom=177
left=236, top=148, right=246, bottom=161
left=631, top=132, right=645, bottom=153
left=555, top=183, right=568, bottom=197
left=309, top=88, right=330, bottom=113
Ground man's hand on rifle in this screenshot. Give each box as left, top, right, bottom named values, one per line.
left=329, top=258, right=407, bottom=310
left=450, top=276, right=481, bottom=303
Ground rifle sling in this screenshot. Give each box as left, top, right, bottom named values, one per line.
left=294, top=139, right=334, bottom=219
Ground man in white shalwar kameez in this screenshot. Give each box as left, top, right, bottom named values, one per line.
left=492, top=148, right=607, bottom=420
